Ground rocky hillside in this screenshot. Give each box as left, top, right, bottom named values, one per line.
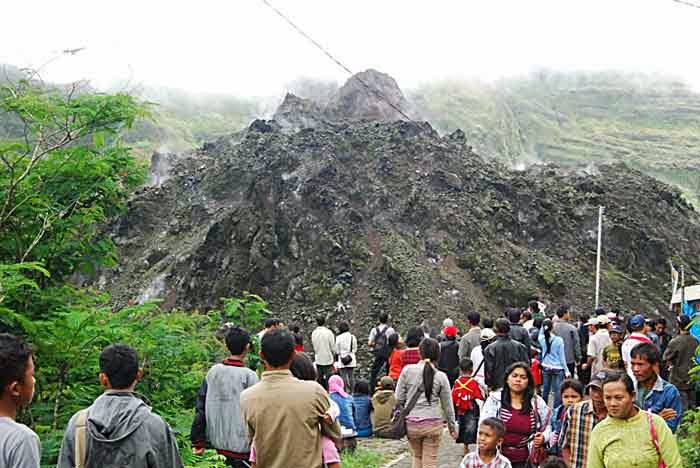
left=100, top=70, right=700, bottom=335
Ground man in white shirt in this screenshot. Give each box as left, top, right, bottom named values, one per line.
left=586, top=315, right=611, bottom=376
left=622, top=314, right=654, bottom=380
left=311, top=316, right=336, bottom=387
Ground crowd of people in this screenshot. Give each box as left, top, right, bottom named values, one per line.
left=0, top=302, right=697, bottom=468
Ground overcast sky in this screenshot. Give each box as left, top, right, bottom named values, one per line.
left=2, top=0, right=699, bottom=96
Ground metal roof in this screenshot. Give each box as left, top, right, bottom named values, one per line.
left=671, top=285, right=700, bottom=304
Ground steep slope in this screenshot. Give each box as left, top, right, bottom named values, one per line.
left=101, top=72, right=700, bottom=334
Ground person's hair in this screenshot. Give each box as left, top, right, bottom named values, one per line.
left=521, top=310, right=532, bottom=322
left=494, top=318, right=510, bottom=334
left=556, top=304, right=569, bottom=318
left=595, top=321, right=607, bottom=330
left=656, top=318, right=667, bottom=327
left=261, top=329, right=295, bottom=367
left=225, top=326, right=250, bottom=355
left=602, top=369, right=635, bottom=395
left=467, top=312, right=481, bottom=326
left=630, top=342, right=661, bottom=365
left=291, top=325, right=300, bottom=333
left=294, top=332, right=304, bottom=347
left=459, top=357, right=473, bottom=373
left=482, top=318, right=494, bottom=329
left=419, top=338, right=440, bottom=403
left=316, top=316, right=326, bottom=326
left=530, top=347, right=539, bottom=358
left=289, top=352, right=317, bottom=381
left=560, top=378, right=584, bottom=397
left=579, top=313, right=590, bottom=323
left=542, top=319, right=554, bottom=355
left=541, top=457, right=568, bottom=468
left=353, top=379, right=370, bottom=395
left=506, top=308, right=521, bottom=324
left=528, top=300, right=539, bottom=312
left=502, top=362, right=535, bottom=413
left=0, top=334, right=33, bottom=391
left=99, top=344, right=139, bottom=389
left=264, top=317, right=281, bottom=329
left=338, top=322, right=350, bottom=333
left=379, top=312, right=389, bottom=324
left=480, top=417, right=506, bottom=438
left=388, top=333, right=400, bottom=348
left=533, top=317, right=544, bottom=329
left=405, top=326, right=423, bottom=347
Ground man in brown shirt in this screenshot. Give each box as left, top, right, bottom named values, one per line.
left=241, top=328, right=340, bottom=468
left=663, top=315, right=699, bottom=411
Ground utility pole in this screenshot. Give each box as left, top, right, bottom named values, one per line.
left=595, top=206, right=604, bottom=310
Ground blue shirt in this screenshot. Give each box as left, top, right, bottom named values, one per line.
left=538, top=334, right=569, bottom=372
left=352, top=394, right=372, bottom=434
left=330, top=392, right=356, bottom=431
left=635, top=376, right=683, bottom=433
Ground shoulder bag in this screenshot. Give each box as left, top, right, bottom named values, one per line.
left=647, top=410, right=667, bottom=468
left=389, top=383, right=423, bottom=439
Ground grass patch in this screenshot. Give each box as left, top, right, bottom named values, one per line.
left=342, top=447, right=389, bottom=468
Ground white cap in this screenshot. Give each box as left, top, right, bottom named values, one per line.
left=596, top=315, right=610, bottom=325
left=585, top=317, right=599, bottom=326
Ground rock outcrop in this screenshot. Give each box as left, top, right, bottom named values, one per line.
left=101, top=70, right=700, bottom=336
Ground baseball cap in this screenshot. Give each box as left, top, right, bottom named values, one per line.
left=480, top=328, right=496, bottom=341
left=629, top=314, right=646, bottom=329
left=678, top=315, right=692, bottom=329
left=596, top=315, right=610, bottom=325
left=607, top=312, right=617, bottom=321
left=444, top=325, right=458, bottom=337
left=610, top=325, right=623, bottom=334
left=586, top=369, right=612, bottom=393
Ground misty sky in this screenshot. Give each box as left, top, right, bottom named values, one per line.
left=2, top=0, right=699, bottom=95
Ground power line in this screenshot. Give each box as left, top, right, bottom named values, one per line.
left=671, top=0, right=700, bottom=9
left=259, top=0, right=414, bottom=122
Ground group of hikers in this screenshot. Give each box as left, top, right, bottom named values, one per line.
left=0, top=301, right=697, bottom=468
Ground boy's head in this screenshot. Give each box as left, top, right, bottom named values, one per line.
left=264, top=317, right=282, bottom=330
left=541, top=457, right=568, bottom=468
left=289, top=352, right=316, bottom=381
left=459, top=357, right=473, bottom=375
left=0, top=334, right=35, bottom=409
left=260, top=329, right=295, bottom=369
left=316, top=316, right=326, bottom=327
left=388, top=332, right=399, bottom=348
left=378, top=376, right=394, bottom=391
left=99, top=344, right=141, bottom=390
left=353, top=379, right=370, bottom=395
left=478, top=417, right=505, bottom=454
left=225, top=326, right=251, bottom=356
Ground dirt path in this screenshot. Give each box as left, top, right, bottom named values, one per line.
left=388, top=431, right=465, bottom=468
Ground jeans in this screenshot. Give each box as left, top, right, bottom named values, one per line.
left=406, top=423, right=443, bottom=468
left=542, top=367, right=565, bottom=408
left=338, top=367, right=355, bottom=393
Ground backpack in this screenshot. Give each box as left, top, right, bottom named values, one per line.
left=75, top=409, right=89, bottom=468
left=373, top=326, right=391, bottom=359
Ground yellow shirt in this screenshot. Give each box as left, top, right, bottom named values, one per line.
left=587, top=408, right=683, bottom=468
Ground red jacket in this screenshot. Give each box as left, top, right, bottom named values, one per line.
left=451, top=375, right=482, bottom=414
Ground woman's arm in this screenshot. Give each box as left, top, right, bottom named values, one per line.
left=479, top=394, right=499, bottom=424
left=558, top=339, right=570, bottom=376
left=395, top=367, right=408, bottom=406
left=536, top=396, right=552, bottom=442
left=437, top=372, right=457, bottom=434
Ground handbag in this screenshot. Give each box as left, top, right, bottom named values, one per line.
left=341, top=354, right=353, bottom=365
left=646, top=410, right=667, bottom=468
left=389, top=383, right=423, bottom=439
left=528, top=397, right=552, bottom=466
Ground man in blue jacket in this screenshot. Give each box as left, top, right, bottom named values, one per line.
left=631, top=342, right=683, bottom=433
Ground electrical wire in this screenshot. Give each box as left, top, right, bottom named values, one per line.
left=671, top=0, right=700, bottom=9
left=259, top=0, right=414, bottom=121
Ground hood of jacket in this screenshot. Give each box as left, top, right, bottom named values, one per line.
left=86, top=391, right=150, bottom=443
left=373, top=390, right=395, bottom=405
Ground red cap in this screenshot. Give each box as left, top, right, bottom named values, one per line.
left=444, top=325, right=458, bottom=337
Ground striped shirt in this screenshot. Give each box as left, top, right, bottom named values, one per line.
left=459, top=451, right=512, bottom=468
left=558, top=400, right=602, bottom=468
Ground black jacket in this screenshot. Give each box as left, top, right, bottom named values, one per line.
left=437, top=338, right=460, bottom=378
left=509, top=323, right=531, bottom=351
left=484, top=335, right=529, bottom=389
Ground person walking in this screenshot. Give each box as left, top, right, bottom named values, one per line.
left=552, top=305, right=581, bottom=377
left=437, top=325, right=460, bottom=386
left=506, top=308, right=531, bottom=351
left=631, top=342, right=683, bottom=433
left=335, top=321, right=357, bottom=392
left=587, top=371, right=682, bottom=468
left=241, top=329, right=341, bottom=468
left=368, top=312, right=396, bottom=388
left=663, top=314, right=699, bottom=410
left=57, top=344, right=183, bottom=468
left=621, top=314, right=652, bottom=380
left=471, top=328, right=496, bottom=389
left=538, top=319, right=571, bottom=408
left=311, top=316, right=336, bottom=388
left=557, top=370, right=612, bottom=468
left=400, top=327, right=424, bottom=370
left=480, top=362, right=551, bottom=468
left=0, top=334, right=40, bottom=468
left=191, top=327, right=258, bottom=467
left=395, top=338, right=457, bottom=468
left=484, top=319, right=529, bottom=391
left=458, top=312, right=482, bottom=359
left=585, top=315, right=611, bottom=377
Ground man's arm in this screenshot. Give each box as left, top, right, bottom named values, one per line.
left=664, top=386, right=684, bottom=433
left=572, top=327, right=582, bottom=362
left=56, top=413, right=78, bottom=468
left=484, top=348, right=495, bottom=389
left=458, top=335, right=468, bottom=359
